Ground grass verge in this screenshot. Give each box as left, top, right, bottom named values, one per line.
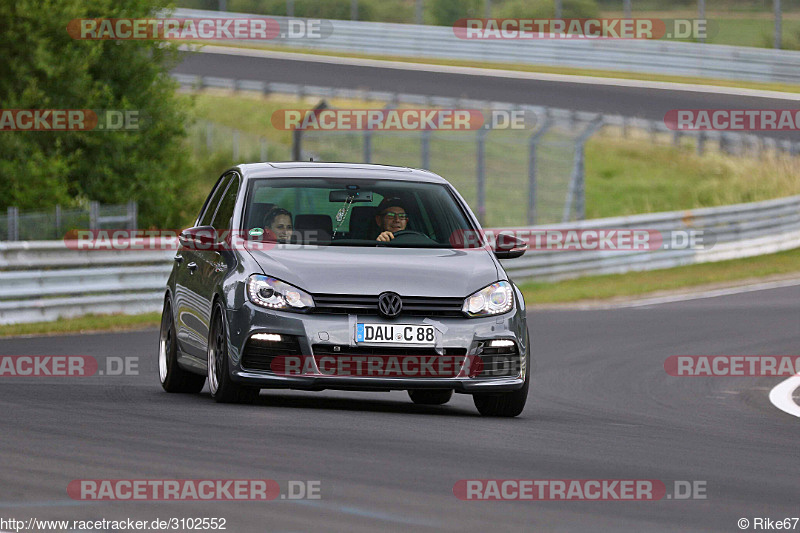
left=519, top=247, right=800, bottom=305
left=0, top=313, right=161, bottom=338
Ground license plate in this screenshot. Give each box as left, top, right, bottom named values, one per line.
left=356, top=323, right=435, bottom=345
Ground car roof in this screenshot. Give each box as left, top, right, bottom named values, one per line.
left=235, top=162, right=449, bottom=184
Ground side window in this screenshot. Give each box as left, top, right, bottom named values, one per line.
left=198, top=173, right=232, bottom=227
left=211, top=173, right=241, bottom=231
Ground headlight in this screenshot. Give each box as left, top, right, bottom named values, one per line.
left=247, top=275, right=314, bottom=311
left=462, top=281, right=514, bottom=317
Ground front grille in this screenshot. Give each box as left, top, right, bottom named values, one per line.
left=312, top=344, right=467, bottom=357
left=311, top=294, right=464, bottom=317
left=241, top=335, right=303, bottom=372
left=312, top=344, right=468, bottom=378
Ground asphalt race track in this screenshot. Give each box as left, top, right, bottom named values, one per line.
left=174, top=48, right=800, bottom=141
left=1, top=285, right=797, bottom=532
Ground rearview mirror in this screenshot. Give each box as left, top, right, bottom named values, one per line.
left=329, top=190, right=373, bottom=202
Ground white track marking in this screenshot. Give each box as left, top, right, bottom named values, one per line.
left=769, top=375, right=800, bottom=418
left=186, top=45, right=800, bottom=101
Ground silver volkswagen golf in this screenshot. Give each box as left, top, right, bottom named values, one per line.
left=158, top=162, right=530, bottom=416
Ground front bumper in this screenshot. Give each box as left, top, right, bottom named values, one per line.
left=224, top=302, right=529, bottom=393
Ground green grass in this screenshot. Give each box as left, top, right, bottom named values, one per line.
left=584, top=134, right=800, bottom=218
left=519, top=247, right=800, bottom=304
left=0, top=313, right=162, bottom=338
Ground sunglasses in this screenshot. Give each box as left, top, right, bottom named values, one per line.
left=381, top=212, right=409, bottom=220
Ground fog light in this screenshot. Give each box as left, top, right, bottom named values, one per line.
left=251, top=333, right=283, bottom=342
left=489, top=339, right=515, bottom=348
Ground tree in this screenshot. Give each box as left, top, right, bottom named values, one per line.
left=0, top=0, right=193, bottom=227
left=431, top=0, right=482, bottom=26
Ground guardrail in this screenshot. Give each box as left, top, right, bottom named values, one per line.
left=174, top=8, right=800, bottom=84
left=1, top=194, right=798, bottom=324
left=501, top=194, right=800, bottom=281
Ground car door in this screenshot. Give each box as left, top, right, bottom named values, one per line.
left=175, top=172, right=232, bottom=360
left=193, top=171, right=242, bottom=359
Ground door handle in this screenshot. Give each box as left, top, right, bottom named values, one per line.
left=187, top=262, right=198, bottom=273
left=174, top=255, right=183, bottom=264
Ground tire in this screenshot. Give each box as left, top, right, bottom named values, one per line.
left=472, top=356, right=530, bottom=417
left=207, top=303, right=260, bottom=404
left=408, top=389, right=453, bottom=405
left=159, top=299, right=206, bottom=393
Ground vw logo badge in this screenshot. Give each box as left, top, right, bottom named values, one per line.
left=377, top=292, right=402, bottom=318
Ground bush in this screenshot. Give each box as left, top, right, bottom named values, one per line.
left=495, top=0, right=599, bottom=19
left=223, top=0, right=375, bottom=21
left=430, top=0, right=482, bottom=26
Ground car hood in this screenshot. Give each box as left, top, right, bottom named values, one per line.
left=245, top=245, right=500, bottom=297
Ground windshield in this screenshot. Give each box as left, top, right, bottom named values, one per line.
left=241, top=178, right=479, bottom=248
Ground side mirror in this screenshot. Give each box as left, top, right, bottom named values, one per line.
left=179, top=226, right=218, bottom=250
left=493, top=233, right=527, bottom=259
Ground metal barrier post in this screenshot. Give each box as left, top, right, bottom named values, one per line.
left=7, top=206, right=18, bottom=241
left=55, top=205, right=62, bottom=239
left=476, top=128, right=487, bottom=225
left=363, top=129, right=372, bottom=163
left=564, top=118, right=604, bottom=222
left=260, top=137, right=268, bottom=161
left=527, top=119, right=552, bottom=225
left=292, top=127, right=302, bottom=161
left=90, top=202, right=99, bottom=231
left=127, top=201, right=138, bottom=229
left=293, top=100, right=328, bottom=161
left=232, top=129, right=239, bottom=161
left=421, top=129, right=431, bottom=169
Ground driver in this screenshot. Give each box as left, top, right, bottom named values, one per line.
left=373, top=197, right=409, bottom=242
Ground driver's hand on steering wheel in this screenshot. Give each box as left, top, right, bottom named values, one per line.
left=376, top=231, right=395, bottom=242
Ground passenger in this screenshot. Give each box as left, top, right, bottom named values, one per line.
left=373, top=197, right=409, bottom=242
left=263, top=207, right=293, bottom=243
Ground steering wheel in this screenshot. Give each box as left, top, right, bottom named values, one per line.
left=386, top=230, right=437, bottom=244
left=391, top=230, right=425, bottom=237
